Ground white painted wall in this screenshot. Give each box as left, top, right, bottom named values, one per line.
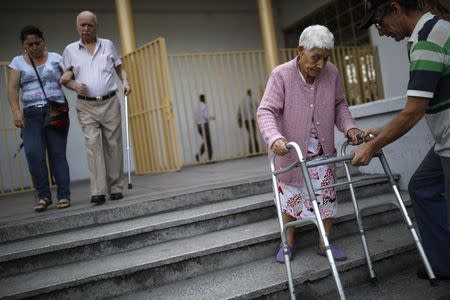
left=368, top=27, right=410, bottom=99
left=335, top=96, right=435, bottom=190
left=276, top=0, right=330, bottom=28
left=0, top=0, right=264, bottom=61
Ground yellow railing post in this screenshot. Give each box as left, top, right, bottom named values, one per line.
left=257, top=0, right=280, bottom=74
left=115, top=0, right=137, bottom=55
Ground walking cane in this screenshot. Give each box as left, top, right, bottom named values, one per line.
left=124, top=94, right=133, bottom=189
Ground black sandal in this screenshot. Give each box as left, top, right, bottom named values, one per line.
left=34, top=197, right=52, bottom=212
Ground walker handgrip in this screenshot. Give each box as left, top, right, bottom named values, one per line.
left=306, top=154, right=355, bottom=168
left=273, top=160, right=299, bottom=176
left=272, top=142, right=302, bottom=176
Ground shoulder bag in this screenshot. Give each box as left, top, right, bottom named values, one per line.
left=29, top=54, right=70, bottom=131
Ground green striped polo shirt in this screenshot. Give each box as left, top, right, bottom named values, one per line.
left=408, top=12, right=450, bottom=156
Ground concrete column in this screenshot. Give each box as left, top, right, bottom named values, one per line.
left=257, top=0, right=279, bottom=74
left=115, top=0, right=137, bottom=55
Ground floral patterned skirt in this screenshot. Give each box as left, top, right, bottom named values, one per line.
left=277, top=160, right=337, bottom=220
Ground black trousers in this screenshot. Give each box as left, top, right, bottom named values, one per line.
left=245, top=119, right=259, bottom=153
left=197, top=123, right=213, bottom=160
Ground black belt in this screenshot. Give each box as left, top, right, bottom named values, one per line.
left=77, top=91, right=116, bottom=101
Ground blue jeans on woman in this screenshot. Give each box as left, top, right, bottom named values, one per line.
left=409, top=147, right=450, bottom=276
left=22, top=106, right=70, bottom=201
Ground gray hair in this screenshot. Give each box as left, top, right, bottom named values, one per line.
left=298, top=25, right=334, bottom=50
left=76, top=11, right=97, bottom=25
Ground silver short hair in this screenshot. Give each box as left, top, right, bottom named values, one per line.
left=76, top=11, right=97, bottom=25
left=298, top=25, right=334, bottom=50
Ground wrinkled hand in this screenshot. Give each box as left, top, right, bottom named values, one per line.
left=13, top=111, right=25, bottom=128
left=351, top=142, right=377, bottom=166
left=347, top=128, right=365, bottom=145
left=59, top=71, right=73, bottom=85
left=123, top=80, right=131, bottom=96
left=362, top=127, right=382, bottom=141
left=271, top=138, right=289, bottom=156
left=74, top=83, right=87, bottom=96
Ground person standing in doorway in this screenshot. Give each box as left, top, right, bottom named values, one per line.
left=238, top=89, right=260, bottom=154
left=194, top=94, right=214, bottom=162
left=62, top=11, right=131, bottom=205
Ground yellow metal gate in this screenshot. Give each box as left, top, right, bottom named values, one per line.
left=0, top=43, right=384, bottom=193
left=122, top=38, right=181, bottom=174
left=281, top=46, right=383, bottom=105
left=0, top=62, right=34, bottom=195
left=168, top=50, right=268, bottom=165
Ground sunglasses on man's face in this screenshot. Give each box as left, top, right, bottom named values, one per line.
left=374, top=16, right=384, bottom=30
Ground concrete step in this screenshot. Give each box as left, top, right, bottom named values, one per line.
left=0, top=173, right=395, bottom=244
left=0, top=191, right=411, bottom=299
left=0, top=173, right=400, bottom=277
left=112, top=220, right=424, bottom=300
left=0, top=193, right=276, bottom=277
left=0, top=176, right=273, bottom=243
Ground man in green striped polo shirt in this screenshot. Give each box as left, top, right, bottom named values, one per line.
left=354, top=0, right=450, bottom=281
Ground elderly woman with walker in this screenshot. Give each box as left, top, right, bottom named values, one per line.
left=257, top=25, right=364, bottom=264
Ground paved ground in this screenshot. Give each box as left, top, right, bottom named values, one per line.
left=342, top=267, right=450, bottom=300
left=0, top=156, right=270, bottom=224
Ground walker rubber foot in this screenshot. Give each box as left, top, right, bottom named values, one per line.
left=369, top=276, right=378, bottom=286
left=429, top=278, right=439, bottom=287
left=128, top=183, right=133, bottom=189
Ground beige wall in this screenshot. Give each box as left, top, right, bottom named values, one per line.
left=0, top=0, right=265, bottom=61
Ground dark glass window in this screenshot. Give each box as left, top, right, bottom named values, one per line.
left=283, top=0, right=370, bottom=47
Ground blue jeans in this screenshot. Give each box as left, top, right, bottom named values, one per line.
left=22, top=106, right=70, bottom=200
left=409, top=147, right=450, bottom=275
left=197, top=123, right=213, bottom=160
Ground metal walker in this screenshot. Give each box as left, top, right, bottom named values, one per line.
left=270, top=141, right=437, bottom=300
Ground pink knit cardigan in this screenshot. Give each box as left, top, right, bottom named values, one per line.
left=257, top=57, right=357, bottom=186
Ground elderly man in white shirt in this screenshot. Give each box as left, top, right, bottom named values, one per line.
left=62, top=11, right=131, bottom=205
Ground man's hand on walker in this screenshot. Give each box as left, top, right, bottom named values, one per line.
left=271, top=138, right=289, bottom=156
left=362, top=127, right=382, bottom=141
left=351, top=142, right=377, bottom=166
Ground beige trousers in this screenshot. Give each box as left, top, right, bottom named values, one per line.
left=76, top=95, right=124, bottom=196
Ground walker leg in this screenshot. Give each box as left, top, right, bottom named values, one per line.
left=271, top=174, right=296, bottom=299
left=378, top=154, right=437, bottom=285
left=300, top=163, right=346, bottom=300
left=392, top=184, right=437, bottom=286
left=343, top=161, right=376, bottom=282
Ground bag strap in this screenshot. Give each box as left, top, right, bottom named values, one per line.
left=28, top=54, right=49, bottom=101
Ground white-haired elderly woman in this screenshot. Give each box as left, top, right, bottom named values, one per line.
left=257, top=25, right=364, bottom=263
